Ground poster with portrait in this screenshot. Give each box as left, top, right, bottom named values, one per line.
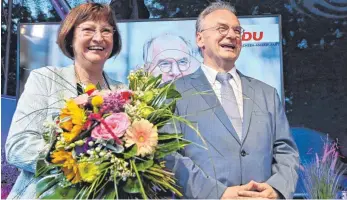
left=19, top=16, right=283, bottom=101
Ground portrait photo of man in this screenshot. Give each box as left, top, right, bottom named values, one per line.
left=143, top=33, right=200, bottom=82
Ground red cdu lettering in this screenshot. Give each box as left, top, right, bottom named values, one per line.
left=242, top=32, right=252, bottom=41
left=253, top=32, right=263, bottom=41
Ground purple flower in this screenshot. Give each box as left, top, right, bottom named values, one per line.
left=102, top=91, right=131, bottom=113
left=75, top=137, right=94, bottom=155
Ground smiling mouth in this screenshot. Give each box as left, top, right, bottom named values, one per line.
left=88, top=46, right=105, bottom=51
left=220, top=43, right=236, bottom=50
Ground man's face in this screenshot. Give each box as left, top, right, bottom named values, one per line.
left=147, top=36, right=199, bottom=82
left=196, top=9, right=242, bottom=64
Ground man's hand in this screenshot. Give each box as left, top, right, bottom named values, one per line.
left=221, top=181, right=258, bottom=199
left=237, top=181, right=279, bottom=199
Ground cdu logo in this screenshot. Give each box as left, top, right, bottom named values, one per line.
left=242, top=32, right=264, bottom=41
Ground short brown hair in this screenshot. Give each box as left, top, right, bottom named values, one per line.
left=57, top=3, right=122, bottom=59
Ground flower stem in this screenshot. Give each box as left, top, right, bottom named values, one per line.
left=131, top=159, right=147, bottom=199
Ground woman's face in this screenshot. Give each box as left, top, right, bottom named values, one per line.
left=72, top=20, right=114, bottom=65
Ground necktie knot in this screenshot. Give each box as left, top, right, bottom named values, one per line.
left=216, top=72, right=233, bottom=84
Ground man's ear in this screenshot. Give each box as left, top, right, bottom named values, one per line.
left=196, top=32, right=204, bottom=49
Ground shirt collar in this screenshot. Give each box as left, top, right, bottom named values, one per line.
left=201, top=63, right=240, bottom=87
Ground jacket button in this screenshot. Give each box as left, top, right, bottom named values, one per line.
left=241, top=150, right=247, bottom=157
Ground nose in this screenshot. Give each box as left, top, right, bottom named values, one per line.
left=92, top=31, right=103, bottom=42
left=225, top=27, right=237, bottom=39
left=169, top=61, right=181, bottom=75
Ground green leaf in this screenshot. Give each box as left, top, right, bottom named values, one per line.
left=151, top=75, right=163, bottom=88
left=99, top=162, right=112, bottom=170
left=172, top=115, right=208, bottom=149
left=167, top=99, right=177, bottom=114
left=155, top=150, right=178, bottom=159
left=155, top=140, right=191, bottom=159
left=36, top=174, right=60, bottom=198
left=143, top=174, right=183, bottom=197
left=104, top=190, right=117, bottom=199
left=129, top=79, right=135, bottom=91
left=158, top=133, right=183, bottom=140
left=96, top=82, right=102, bottom=90
left=41, top=185, right=78, bottom=199
left=150, top=85, right=169, bottom=109
left=157, top=140, right=190, bottom=150
left=144, top=74, right=162, bottom=91
left=122, top=178, right=141, bottom=194
left=35, top=159, right=56, bottom=177
left=131, top=160, right=148, bottom=199
left=136, top=160, right=154, bottom=172
left=146, top=108, right=172, bottom=126
left=166, top=88, right=181, bottom=99
left=102, top=183, right=118, bottom=199
left=75, top=186, right=89, bottom=199
left=150, top=82, right=181, bottom=110
left=123, top=145, right=137, bottom=159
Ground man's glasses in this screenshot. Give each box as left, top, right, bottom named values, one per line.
left=76, top=26, right=115, bottom=38
left=156, top=58, right=190, bottom=73
left=200, top=24, right=244, bottom=37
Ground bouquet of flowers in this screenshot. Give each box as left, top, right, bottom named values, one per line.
left=35, top=69, right=197, bottom=199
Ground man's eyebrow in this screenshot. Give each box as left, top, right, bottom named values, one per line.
left=178, top=57, right=189, bottom=61
left=215, top=22, right=240, bottom=27
left=215, top=22, right=228, bottom=26
left=157, top=59, right=169, bottom=63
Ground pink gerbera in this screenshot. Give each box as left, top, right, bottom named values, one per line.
left=124, top=119, right=158, bottom=157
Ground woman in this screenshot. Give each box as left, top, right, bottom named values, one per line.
left=5, top=3, right=125, bottom=199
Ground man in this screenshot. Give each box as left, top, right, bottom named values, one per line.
left=164, top=2, right=299, bottom=199
left=143, top=33, right=200, bottom=82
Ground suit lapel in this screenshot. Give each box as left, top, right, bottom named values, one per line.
left=239, top=71, right=254, bottom=145
left=190, top=68, right=241, bottom=145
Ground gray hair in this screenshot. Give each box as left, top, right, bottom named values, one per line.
left=195, top=1, right=237, bottom=33
left=142, top=34, right=193, bottom=63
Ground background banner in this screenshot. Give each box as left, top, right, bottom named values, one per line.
left=18, top=16, right=283, bottom=101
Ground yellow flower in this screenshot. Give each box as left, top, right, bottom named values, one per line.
left=62, top=125, right=83, bottom=143
left=60, top=120, right=73, bottom=132
left=62, top=166, right=81, bottom=184
left=66, top=100, right=85, bottom=125
left=139, top=106, right=154, bottom=118
left=51, top=150, right=72, bottom=163
left=142, top=90, right=155, bottom=103
left=59, top=100, right=86, bottom=143
left=78, top=162, right=100, bottom=183
left=91, top=95, right=104, bottom=107
left=124, top=119, right=158, bottom=157
left=84, top=83, right=96, bottom=94
left=60, top=109, right=73, bottom=131
left=51, top=150, right=81, bottom=184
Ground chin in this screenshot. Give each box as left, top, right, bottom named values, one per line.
left=219, top=51, right=239, bottom=59
left=163, top=76, right=178, bottom=82
left=84, top=55, right=108, bottom=64
left=220, top=55, right=237, bottom=61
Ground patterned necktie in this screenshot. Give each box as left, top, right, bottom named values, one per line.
left=216, top=72, right=243, bottom=140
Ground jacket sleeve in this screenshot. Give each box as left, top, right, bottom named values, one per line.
left=165, top=152, right=227, bottom=199
left=266, top=89, right=299, bottom=199
left=5, top=70, right=50, bottom=173
left=162, top=107, right=227, bottom=199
